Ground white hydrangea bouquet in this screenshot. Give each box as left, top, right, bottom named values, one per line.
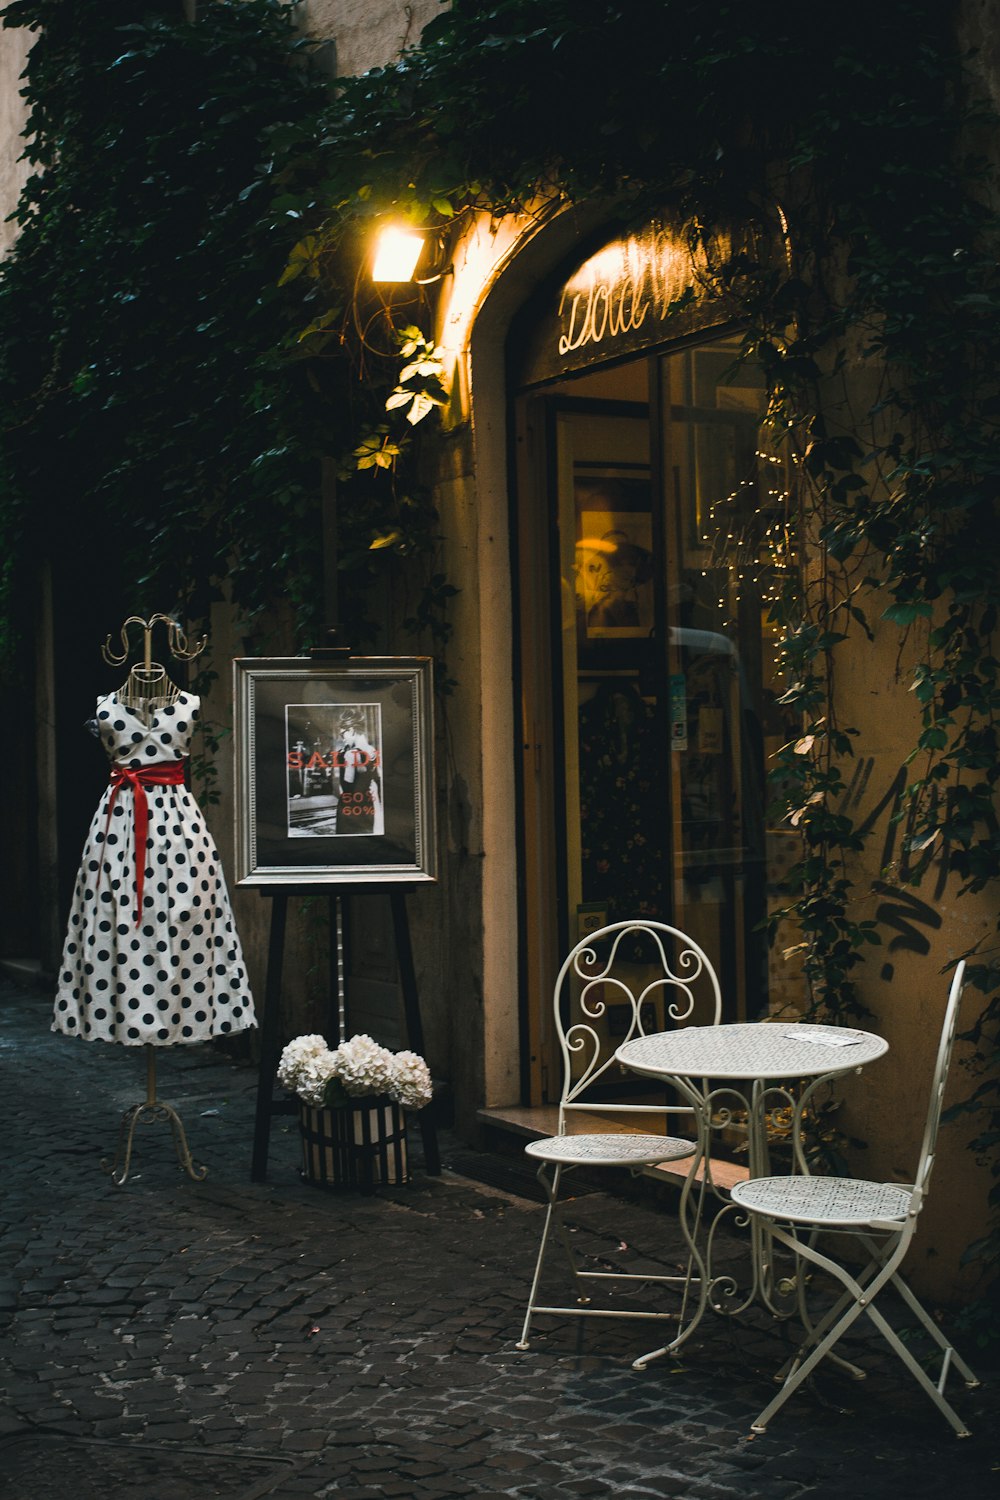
left=277, top=1032, right=433, bottom=1112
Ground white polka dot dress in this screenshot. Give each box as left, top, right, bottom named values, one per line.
left=52, top=691, right=256, bottom=1047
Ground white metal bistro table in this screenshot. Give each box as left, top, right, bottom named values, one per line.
left=614, top=1021, right=889, bottom=1365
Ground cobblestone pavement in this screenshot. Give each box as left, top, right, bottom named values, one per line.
left=0, top=977, right=996, bottom=1499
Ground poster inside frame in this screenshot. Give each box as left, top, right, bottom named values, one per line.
left=234, top=657, right=437, bottom=886
left=573, top=466, right=654, bottom=649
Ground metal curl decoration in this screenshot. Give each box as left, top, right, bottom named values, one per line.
left=564, top=1022, right=604, bottom=1101
left=564, top=923, right=721, bottom=1032
left=706, top=1268, right=741, bottom=1314
left=579, top=974, right=631, bottom=1022
left=658, top=980, right=698, bottom=1022
left=573, top=950, right=613, bottom=988
left=101, top=612, right=208, bottom=668
left=676, top=945, right=703, bottom=975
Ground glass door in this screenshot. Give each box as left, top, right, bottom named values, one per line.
left=655, top=337, right=774, bottom=1018
left=553, top=406, right=660, bottom=937
left=517, top=335, right=798, bottom=1102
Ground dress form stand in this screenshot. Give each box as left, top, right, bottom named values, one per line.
left=102, top=1042, right=208, bottom=1186
left=98, top=613, right=209, bottom=1187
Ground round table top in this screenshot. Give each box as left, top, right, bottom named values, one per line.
left=615, top=1021, right=888, bottom=1082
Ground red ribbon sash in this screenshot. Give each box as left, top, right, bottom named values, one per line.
left=104, top=762, right=187, bottom=925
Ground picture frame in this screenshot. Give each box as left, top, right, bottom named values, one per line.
left=573, top=468, right=654, bottom=649
left=233, top=657, right=437, bottom=887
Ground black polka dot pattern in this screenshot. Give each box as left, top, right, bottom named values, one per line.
left=52, top=691, right=256, bottom=1048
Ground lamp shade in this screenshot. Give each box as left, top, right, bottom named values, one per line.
left=372, top=226, right=425, bottom=283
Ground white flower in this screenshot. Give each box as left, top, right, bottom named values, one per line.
left=332, top=1033, right=397, bottom=1098
left=389, top=1050, right=433, bottom=1110
left=277, top=1031, right=433, bottom=1109
left=297, top=1052, right=342, bottom=1107
left=277, top=1033, right=333, bottom=1100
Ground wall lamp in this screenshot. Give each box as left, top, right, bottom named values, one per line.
left=371, top=224, right=451, bottom=285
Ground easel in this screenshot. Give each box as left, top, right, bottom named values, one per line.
left=250, top=619, right=441, bottom=1182
left=249, top=464, right=441, bottom=1182
left=250, top=883, right=441, bottom=1181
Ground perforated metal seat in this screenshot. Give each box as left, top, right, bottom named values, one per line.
left=733, top=1174, right=914, bottom=1227
left=516, top=920, right=721, bottom=1351
left=525, top=1132, right=695, bottom=1168
left=729, top=962, right=979, bottom=1437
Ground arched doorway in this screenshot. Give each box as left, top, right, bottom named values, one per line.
left=507, top=223, right=799, bottom=1106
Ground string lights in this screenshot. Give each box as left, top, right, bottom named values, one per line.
left=696, top=445, right=796, bottom=622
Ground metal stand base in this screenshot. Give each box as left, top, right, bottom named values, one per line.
left=102, top=1045, right=207, bottom=1187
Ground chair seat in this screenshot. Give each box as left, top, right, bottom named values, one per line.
left=525, top=1132, right=696, bottom=1168
left=731, top=1174, right=913, bottom=1227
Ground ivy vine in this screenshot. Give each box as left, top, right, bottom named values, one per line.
left=0, top=0, right=452, bottom=666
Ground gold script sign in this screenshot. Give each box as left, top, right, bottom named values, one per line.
left=517, top=222, right=733, bottom=386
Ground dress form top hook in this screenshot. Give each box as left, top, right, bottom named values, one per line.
left=101, top=613, right=208, bottom=672
left=101, top=614, right=208, bottom=721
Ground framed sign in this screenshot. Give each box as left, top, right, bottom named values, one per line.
left=233, top=657, right=436, bottom=886
left=573, top=470, right=654, bottom=648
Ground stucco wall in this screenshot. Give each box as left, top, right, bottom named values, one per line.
left=0, top=22, right=30, bottom=255
left=300, top=0, right=444, bottom=76
left=432, top=203, right=615, bottom=1125
left=961, top=0, right=1000, bottom=122
left=825, top=608, right=994, bottom=1297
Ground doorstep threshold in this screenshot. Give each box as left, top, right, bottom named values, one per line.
left=477, top=1103, right=749, bottom=1191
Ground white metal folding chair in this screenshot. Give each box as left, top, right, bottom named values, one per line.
left=730, top=961, right=980, bottom=1436
left=517, top=919, right=722, bottom=1350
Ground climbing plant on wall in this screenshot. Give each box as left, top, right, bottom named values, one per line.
left=0, top=0, right=425, bottom=665
left=0, top=1, right=307, bottom=647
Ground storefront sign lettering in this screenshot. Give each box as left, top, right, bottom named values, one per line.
left=555, top=228, right=718, bottom=360
left=517, top=220, right=736, bottom=386
left=558, top=270, right=649, bottom=355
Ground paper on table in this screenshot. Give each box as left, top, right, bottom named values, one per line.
left=782, top=1030, right=862, bottom=1047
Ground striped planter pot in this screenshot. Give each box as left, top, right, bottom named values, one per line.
left=298, top=1097, right=408, bottom=1191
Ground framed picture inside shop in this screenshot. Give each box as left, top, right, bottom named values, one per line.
left=233, top=657, right=437, bottom=886
left=572, top=466, right=655, bottom=658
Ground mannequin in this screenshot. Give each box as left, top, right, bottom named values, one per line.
left=117, top=660, right=181, bottom=721
left=106, top=612, right=195, bottom=721
left=52, top=614, right=256, bottom=1184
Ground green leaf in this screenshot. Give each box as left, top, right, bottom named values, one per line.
left=918, top=726, right=948, bottom=750
left=881, top=600, right=934, bottom=625
left=278, top=236, right=322, bottom=286
left=405, top=392, right=437, bottom=424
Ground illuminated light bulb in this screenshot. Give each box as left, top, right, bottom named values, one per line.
left=372, top=225, right=425, bottom=283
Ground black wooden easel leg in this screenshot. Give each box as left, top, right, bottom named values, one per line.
left=251, top=890, right=288, bottom=1182
left=252, top=886, right=440, bottom=1182
left=391, top=889, right=441, bottom=1175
